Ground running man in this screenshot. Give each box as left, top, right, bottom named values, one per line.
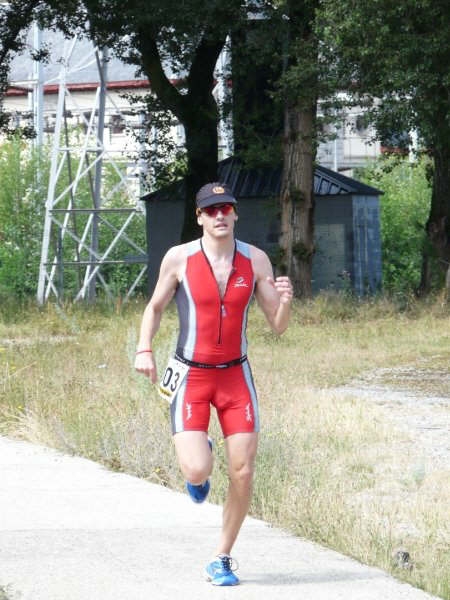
left=135, top=182, right=293, bottom=586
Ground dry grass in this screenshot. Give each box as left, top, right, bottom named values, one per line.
left=0, top=586, right=13, bottom=600
left=0, top=295, right=449, bottom=599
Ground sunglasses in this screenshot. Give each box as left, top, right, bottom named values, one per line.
left=200, top=203, right=235, bottom=217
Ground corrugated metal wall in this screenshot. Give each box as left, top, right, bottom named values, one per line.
left=313, top=197, right=353, bottom=292
left=352, top=196, right=383, bottom=295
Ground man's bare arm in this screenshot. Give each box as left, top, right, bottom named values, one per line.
left=135, top=246, right=184, bottom=382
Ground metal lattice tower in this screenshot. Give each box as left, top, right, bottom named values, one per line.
left=37, top=36, right=148, bottom=304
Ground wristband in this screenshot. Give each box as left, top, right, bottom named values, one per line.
left=135, top=349, right=152, bottom=355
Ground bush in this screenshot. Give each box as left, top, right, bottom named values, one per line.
left=0, top=137, right=47, bottom=299
left=357, top=155, right=432, bottom=295
left=0, top=135, right=148, bottom=302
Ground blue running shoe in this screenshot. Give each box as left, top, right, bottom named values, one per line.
left=205, top=554, right=239, bottom=586
left=186, top=479, right=210, bottom=503
left=185, top=436, right=213, bottom=503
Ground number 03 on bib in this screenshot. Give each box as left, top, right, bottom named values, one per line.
left=158, top=356, right=190, bottom=403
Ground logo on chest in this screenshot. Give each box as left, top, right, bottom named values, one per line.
left=233, top=276, right=249, bottom=288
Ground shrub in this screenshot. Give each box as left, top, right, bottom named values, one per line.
left=0, top=137, right=47, bottom=299
left=357, top=155, right=432, bottom=296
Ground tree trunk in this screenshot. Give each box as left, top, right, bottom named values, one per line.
left=181, top=98, right=220, bottom=242
left=419, top=145, right=450, bottom=294
left=279, top=102, right=316, bottom=298
left=137, top=33, right=224, bottom=242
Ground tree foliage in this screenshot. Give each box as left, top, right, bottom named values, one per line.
left=0, top=137, right=45, bottom=299
left=37, top=0, right=251, bottom=241
left=319, top=0, right=450, bottom=292
left=358, top=156, right=432, bottom=295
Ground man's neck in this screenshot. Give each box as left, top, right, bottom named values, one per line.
left=201, top=234, right=236, bottom=260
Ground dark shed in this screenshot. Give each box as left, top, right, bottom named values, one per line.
left=142, top=157, right=383, bottom=296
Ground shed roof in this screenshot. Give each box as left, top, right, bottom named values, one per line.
left=142, top=156, right=382, bottom=202
left=220, top=157, right=382, bottom=197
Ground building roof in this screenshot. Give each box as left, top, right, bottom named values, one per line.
left=142, top=156, right=382, bottom=202
left=8, top=28, right=181, bottom=90
left=219, top=157, right=382, bottom=197
left=9, top=30, right=138, bottom=86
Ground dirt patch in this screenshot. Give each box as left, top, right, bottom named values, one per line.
left=333, top=364, right=450, bottom=470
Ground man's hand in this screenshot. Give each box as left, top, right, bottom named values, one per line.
left=134, top=352, right=158, bottom=383
left=266, top=275, right=294, bottom=305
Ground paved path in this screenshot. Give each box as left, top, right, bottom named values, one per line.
left=0, top=436, right=440, bottom=600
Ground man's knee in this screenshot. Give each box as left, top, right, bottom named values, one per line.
left=178, top=456, right=212, bottom=484
left=173, top=430, right=213, bottom=483
left=228, top=460, right=255, bottom=488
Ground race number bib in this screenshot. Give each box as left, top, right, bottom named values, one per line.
left=158, top=356, right=190, bottom=403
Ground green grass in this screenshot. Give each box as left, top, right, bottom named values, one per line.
left=0, top=294, right=449, bottom=599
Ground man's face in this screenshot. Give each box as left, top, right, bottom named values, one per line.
left=197, top=203, right=238, bottom=237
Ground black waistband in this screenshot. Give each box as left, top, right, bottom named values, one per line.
left=174, top=353, right=247, bottom=369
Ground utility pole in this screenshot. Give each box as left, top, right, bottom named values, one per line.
left=32, top=22, right=44, bottom=150
left=87, top=47, right=108, bottom=302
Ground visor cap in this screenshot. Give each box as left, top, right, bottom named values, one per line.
left=195, top=182, right=237, bottom=209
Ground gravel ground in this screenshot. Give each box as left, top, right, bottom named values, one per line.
left=334, top=364, right=450, bottom=469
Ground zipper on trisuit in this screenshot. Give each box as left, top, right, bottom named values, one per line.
left=200, top=240, right=236, bottom=345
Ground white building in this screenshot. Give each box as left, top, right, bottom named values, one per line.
left=316, top=103, right=381, bottom=176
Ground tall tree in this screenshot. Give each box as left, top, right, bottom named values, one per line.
left=320, top=0, right=450, bottom=293
left=276, top=0, right=319, bottom=298
left=270, top=0, right=342, bottom=297
left=231, top=1, right=342, bottom=297
left=40, top=0, right=247, bottom=241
